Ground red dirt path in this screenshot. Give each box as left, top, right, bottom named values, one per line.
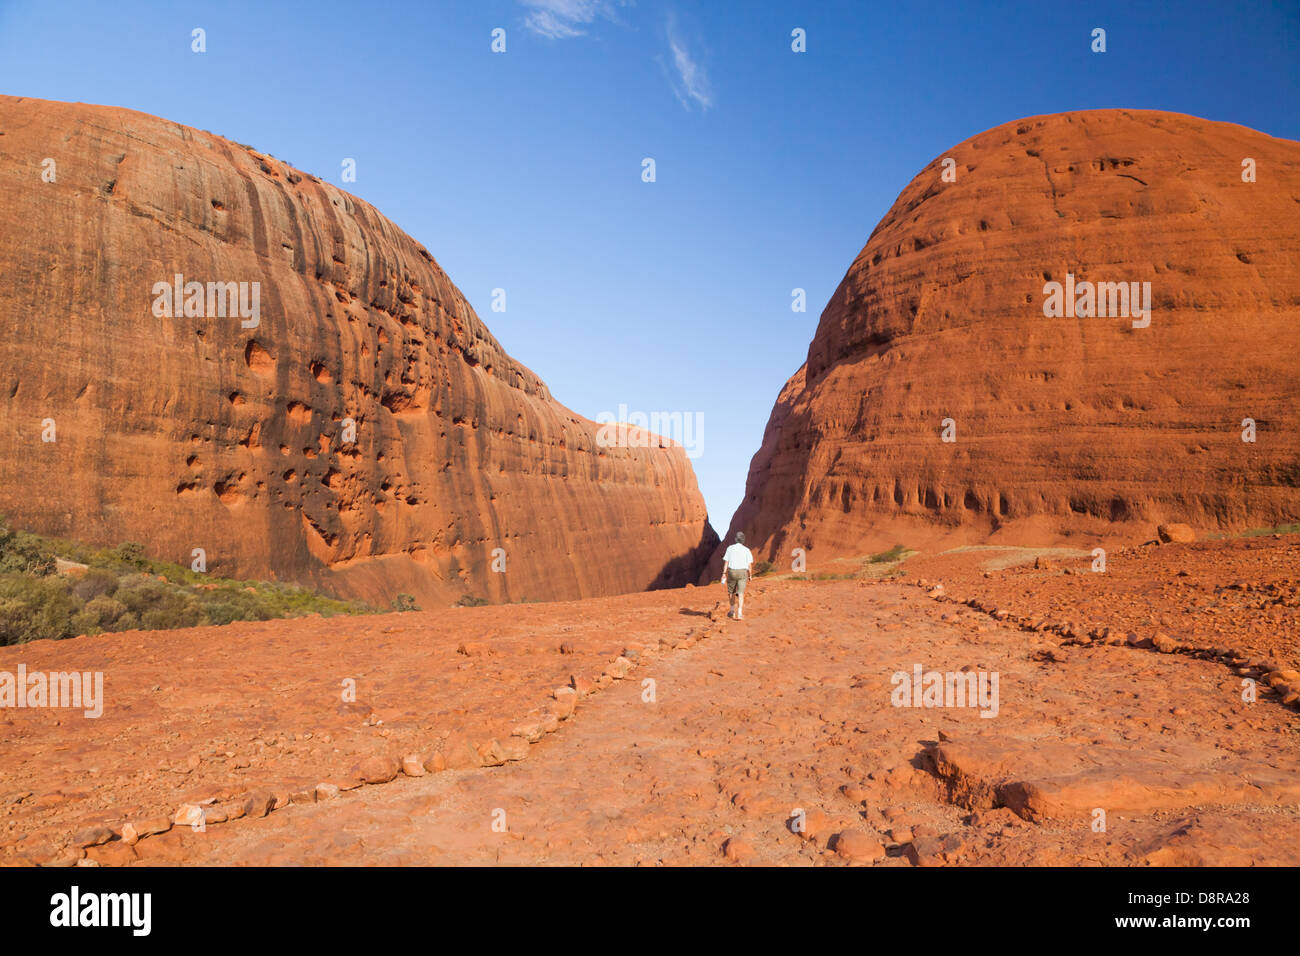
left=2, top=535, right=1296, bottom=866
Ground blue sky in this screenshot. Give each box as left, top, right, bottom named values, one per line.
left=1, top=0, right=1296, bottom=529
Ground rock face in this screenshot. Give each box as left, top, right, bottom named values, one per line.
left=0, top=96, right=716, bottom=604
left=723, top=110, right=1300, bottom=567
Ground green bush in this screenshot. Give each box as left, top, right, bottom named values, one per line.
left=0, top=523, right=56, bottom=575
left=868, top=544, right=909, bottom=564
left=203, top=601, right=244, bottom=626
left=81, top=594, right=127, bottom=628
left=117, top=577, right=206, bottom=630
left=0, top=574, right=77, bottom=644
left=0, top=518, right=379, bottom=643
left=752, top=560, right=773, bottom=577
left=391, top=593, right=420, bottom=612
left=71, top=567, right=120, bottom=602
left=456, top=595, right=488, bottom=607
left=68, top=609, right=103, bottom=637
left=113, top=572, right=161, bottom=598
left=112, top=541, right=147, bottom=569
left=141, top=605, right=205, bottom=631
left=200, top=588, right=274, bottom=625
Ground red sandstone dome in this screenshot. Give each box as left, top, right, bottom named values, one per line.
left=0, top=95, right=717, bottom=605
left=721, top=109, right=1300, bottom=570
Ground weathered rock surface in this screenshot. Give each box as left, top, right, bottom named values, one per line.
left=722, top=110, right=1299, bottom=568
left=0, top=95, right=715, bottom=605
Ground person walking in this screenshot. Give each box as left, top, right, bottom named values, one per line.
left=720, top=531, right=754, bottom=620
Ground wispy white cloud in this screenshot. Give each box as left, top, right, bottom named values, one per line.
left=662, top=13, right=712, bottom=111
left=519, top=0, right=627, bottom=40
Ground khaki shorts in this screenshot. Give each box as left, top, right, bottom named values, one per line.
left=726, top=567, right=748, bottom=597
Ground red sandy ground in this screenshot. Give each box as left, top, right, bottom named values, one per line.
left=1, top=534, right=1296, bottom=866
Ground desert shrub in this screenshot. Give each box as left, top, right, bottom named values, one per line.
left=1242, top=523, right=1300, bottom=537
left=200, top=588, right=275, bottom=625
left=390, top=593, right=420, bottom=612
left=140, top=603, right=206, bottom=631
left=868, top=544, right=909, bottom=564
left=68, top=609, right=103, bottom=637
left=197, top=581, right=366, bottom=621
left=71, top=567, right=120, bottom=602
left=0, top=519, right=378, bottom=640
left=112, top=541, right=147, bottom=569
left=0, top=522, right=56, bottom=575
left=116, top=577, right=206, bottom=630
left=753, top=560, right=773, bottom=577
left=114, top=572, right=158, bottom=593
left=0, top=574, right=77, bottom=644
left=82, top=594, right=127, bottom=628
left=202, top=601, right=244, bottom=626
left=456, top=595, right=488, bottom=608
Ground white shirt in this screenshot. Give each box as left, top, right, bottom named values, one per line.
left=723, top=543, right=753, bottom=570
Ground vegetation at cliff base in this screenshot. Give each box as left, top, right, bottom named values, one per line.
left=0, top=516, right=377, bottom=646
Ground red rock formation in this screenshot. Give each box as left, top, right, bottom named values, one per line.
left=0, top=96, right=716, bottom=604
left=723, top=109, right=1300, bottom=570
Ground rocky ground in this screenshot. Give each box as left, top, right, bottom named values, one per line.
left=1, top=534, right=1296, bottom=866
